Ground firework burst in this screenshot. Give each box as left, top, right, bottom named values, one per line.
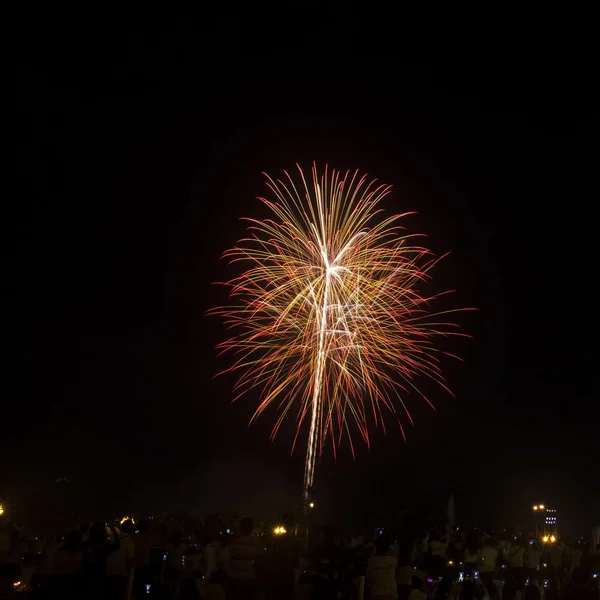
left=209, top=164, right=468, bottom=504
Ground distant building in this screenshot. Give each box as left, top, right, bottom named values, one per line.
left=545, top=508, right=558, bottom=532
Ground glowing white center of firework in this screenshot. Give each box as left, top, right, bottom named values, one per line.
left=305, top=186, right=332, bottom=499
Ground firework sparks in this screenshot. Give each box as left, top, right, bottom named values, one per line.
left=209, top=164, right=468, bottom=504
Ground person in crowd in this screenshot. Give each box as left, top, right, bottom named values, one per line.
left=227, top=516, right=261, bottom=599
left=507, top=538, right=527, bottom=592
left=106, top=519, right=135, bottom=599
left=257, top=514, right=302, bottom=600
left=18, top=552, right=38, bottom=591
left=524, top=581, right=541, bottom=600
left=368, top=534, right=398, bottom=599
left=460, top=579, right=486, bottom=600
left=180, top=575, right=202, bottom=599
left=204, top=534, right=222, bottom=581
left=216, top=532, right=231, bottom=574
left=40, top=533, right=63, bottom=574
left=546, top=577, right=561, bottom=600
left=429, top=531, right=447, bottom=578
left=478, top=536, right=499, bottom=598
left=0, top=525, right=11, bottom=563
left=80, top=522, right=90, bottom=544
left=51, top=530, right=83, bottom=599
left=197, top=570, right=227, bottom=600
left=396, top=546, right=413, bottom=600
left=8, top=534, right=30, bottom=564
left=464, top=534, right=480, bottom=578
left=569, top=543, right=583, bottom=572
left=408, top=571, right=427, bottom=600
left=551, top=542, right=567, bottom=585
left=560, top=567, right=597, bottom=600
left=34, top=534, right=46, bottom=555
left=311, top=525, right=348, bottom=599
left=164, top=530, right=186, bottom=596
left=580, top=544, right=594, bottom=573
left=448, top=528, right=465, bottom=565
left=133, top=518, right=153, bottom=598
left=526, top=541, right=541, bottom=581
left=81, top=522, right=121, bottom=600
left=53, top=530, right=83, bottom=575
left=503, top=576, right=518, bottom=600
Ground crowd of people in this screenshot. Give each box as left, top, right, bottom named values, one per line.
left=1, top=514, right=599, bottom=600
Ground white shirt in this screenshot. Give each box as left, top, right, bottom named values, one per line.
left=478, top=546, right=498, bottom=572
left=107, top=533, right=135, bottom=576
left=204, top=542, right=220, bottom=578
left=507, top=545, right=525, bottom=568
left=409, top=589, right=427, bottom=600
left=368, top=554, right=398, bottom=598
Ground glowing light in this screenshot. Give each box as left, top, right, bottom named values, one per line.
left=273, top=526, right=287, bottom=535
left=210, top=164, right=469, bottom=501
left=309, top=502, right=315, bottom=508
left=0, top=505, right=4, bottom=516
left=539, top=504, right=545, bottom=510
left=120, top=516, right=134, bottom=525
left=533, top=505, right=538, bottom=511
left=543, top=536, right=549, bottom=543
left=550, top=535, right=556, bottom=543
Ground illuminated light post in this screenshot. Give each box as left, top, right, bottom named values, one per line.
left=532, top=503, right=545, bottom=537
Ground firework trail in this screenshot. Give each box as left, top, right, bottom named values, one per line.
left=209, top=164, right=468, bottom=505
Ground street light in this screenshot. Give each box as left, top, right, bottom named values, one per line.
left=0, top=504, right=4, bottom=516
left=539, top=504, right=545, bottom=510
left=309, top=502, right=315, bottom=508
left=533, top=505, right=538, bottom=511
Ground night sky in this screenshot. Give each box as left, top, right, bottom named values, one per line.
left=7, top=21, right=599, bottom=537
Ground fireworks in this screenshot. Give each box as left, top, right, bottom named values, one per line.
left=209, top=164, right=467, bottom=504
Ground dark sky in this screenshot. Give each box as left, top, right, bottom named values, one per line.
left=7, top=21, right=599, bottom=536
